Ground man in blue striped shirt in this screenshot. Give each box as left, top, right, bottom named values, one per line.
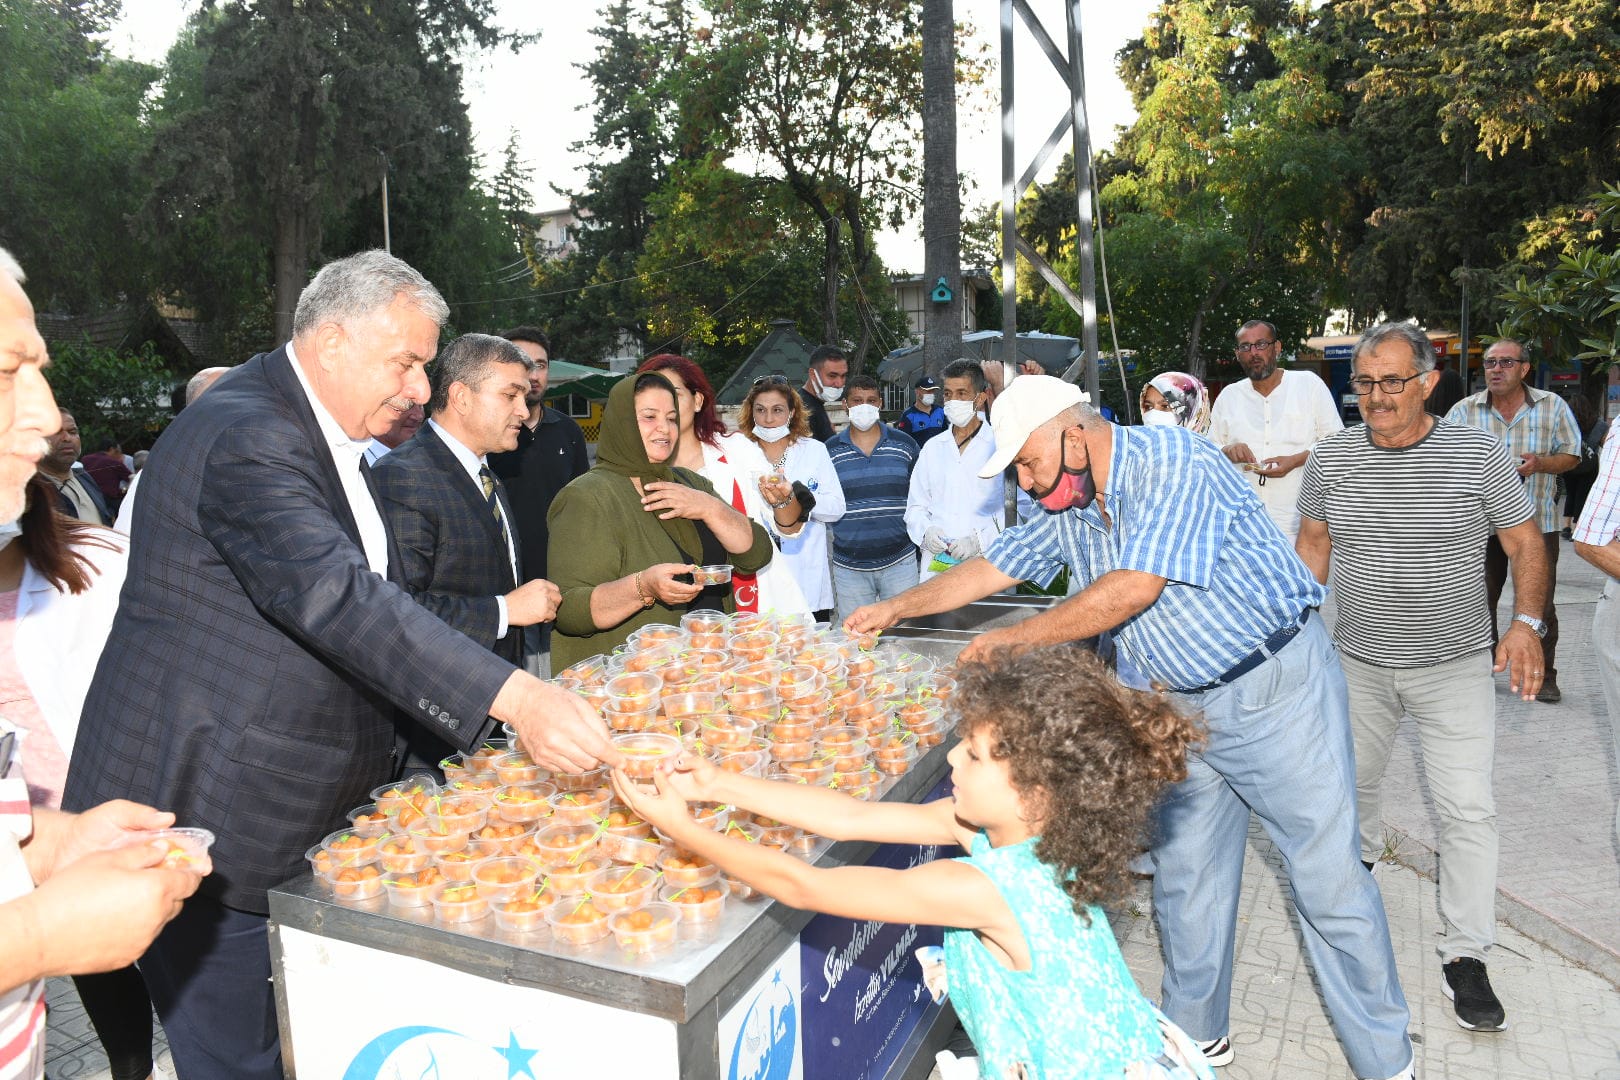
left=828, top=376, right=920, bottom=626
left=847, top=375, right=1414, bottom=1080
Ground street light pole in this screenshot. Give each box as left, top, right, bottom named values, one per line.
left=380, top=150, right=392, bottom=254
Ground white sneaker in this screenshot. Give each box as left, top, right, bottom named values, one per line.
left=1362, top=1057, right=1415, bottom=1080
left=1196, top=1036, right=1234, bottom=1067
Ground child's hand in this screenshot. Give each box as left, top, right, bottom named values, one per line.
left=610, top=767, right=693, bottom=834
left=658, top=751, right=720, bottom=803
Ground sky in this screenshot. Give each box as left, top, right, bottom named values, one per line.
left=108, top=0, right=1160, bottom=273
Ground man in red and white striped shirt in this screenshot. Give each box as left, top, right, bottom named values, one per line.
left=0, top=248, right=205, bottom=1080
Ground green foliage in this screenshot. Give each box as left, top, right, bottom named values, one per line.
left=0, top=0, right=159, bottom=312
left=1498, top=184, right=1620, bottom=372
left=47, top=342, right=175, bottom=450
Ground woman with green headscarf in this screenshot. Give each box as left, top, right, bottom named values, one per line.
left=547, top=372, right=773, bottom=669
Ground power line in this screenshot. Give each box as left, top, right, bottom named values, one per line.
left=445, top=255, right=717, bottom=308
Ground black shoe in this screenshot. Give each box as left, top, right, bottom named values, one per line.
left=1442, top=958, right=1506, bottom=1030
left=1536, top=676, right=1562, bottom=704
left=1362, top=859, right=1376, bottom=872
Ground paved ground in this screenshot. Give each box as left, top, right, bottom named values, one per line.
left=45, top=544, right=1620, bottom=1079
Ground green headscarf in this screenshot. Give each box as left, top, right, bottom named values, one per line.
left=594, top=371, right=703, bottom=560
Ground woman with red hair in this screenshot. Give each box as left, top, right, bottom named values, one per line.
left=636, top=356, right=810, bottom=616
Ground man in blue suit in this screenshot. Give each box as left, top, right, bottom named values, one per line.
left=64, top=251, right=618, bottom=1080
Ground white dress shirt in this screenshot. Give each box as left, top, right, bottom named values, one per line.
left=427, top=419, right=516, bottom=638
left=1208, top=368, right=1342, bottom=540
left=286, top=342, right=390, bottom=576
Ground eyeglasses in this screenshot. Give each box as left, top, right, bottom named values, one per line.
left=752, top=374, right=792, bottom=388
left=1235, top=340, right=1277, bottom=354
left=1348, top=372, right=1427, bottom=395
left=1482, top=356, right=1524, bottom=369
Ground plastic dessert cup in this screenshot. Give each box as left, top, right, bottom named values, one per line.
left=467, top=824, right=531, bottom=858
left=546, top=854, right=610, bottom=895
left=321, top=829, right=382, bottom=867
left=613, top=733, right=682, bottom=780
left=431, top=882, right=490, bottom=923
left=437, top=753, right=482, bottom=785
left=908, top=715, right=950, bottom=748
left=657, top=850, right=720, bottom=889
left=445, top=775, right=501, bottom=797
left=871, top=732, right=919, bottom=775
left=370, top=775, right=438, bottom=816
left=547, top=787, right=612, bottom=826
left=610, top=903, right=681, bottom=954
left=550, top=762, right=609, bottom=791
left=465, top=741, right=512, bottom=773
left=603, top=834, right=662, bottom=866
left=603, top=810, right=652, bottom=841
left=588, top=865, right=659, bottom=911
left=435, top=848, right=489, bottom=884
left=532, top=824, right=600, bottom=868
left=345, top=804, right=391, bottom=838
left=492, top=785, right=554, bottom=825
left=382, top=867, right=445, bottom=907
left=713, top=748, right=769, bottom=777
left=492, top=752, right=548, bottom=788
left=690, top=802, right=731, bottom=832
left=472, top=856, right=543, bottom=903
left=556, top=654, right=610, bottom=686
left=660, top=879, right=729, bottom=922
left=425, top=793, right=492, bottom=833
left=752, top=818, right=800, bottom=849
left=630, top=622, right=688, bottom=649
left=699, top=716, right=758, bottom=753
left=693, top=564, right=732, bottom=586
left=728, top=630, right=780, bottom=663
left=604, top=701, right=661, bottom=733
left=769, top=738, right=815, bottom=763
left=547, top=898, right=612, bottom=945
left=662, top=691, right=723, bottom=722
left=681, top=609, right=728, bottom=635
left=322, top=863, right=384, bottom=901
left=139, top=828, right=215, bottom=872
left=377, top=834, right=433, bottom=875
left=775, top=759, right=836, bottom=786
left=410, top=824, right=471, bottom=856
left=492, top=890, right=558, bottom=933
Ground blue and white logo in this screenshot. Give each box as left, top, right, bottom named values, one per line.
left=342, top=1026, right=539, bottom=1080
left=727, top=969, right=798, bottom=1080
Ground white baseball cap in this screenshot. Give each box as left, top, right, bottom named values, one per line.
left=977, top=375, right=1090, bottom=478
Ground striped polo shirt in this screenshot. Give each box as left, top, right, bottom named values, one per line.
left=827, top=424, right=919, bottom=570
left=984, top=424, right=1325, bottom=690
left=1573, top=424, right=1620, bottom=560
left=1299, top=420, right=1532, bottom=667
left=1444, top=386, right=1581, bottom=532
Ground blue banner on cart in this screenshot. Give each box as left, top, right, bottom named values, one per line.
left=798, top=778, right=951, bottom=1080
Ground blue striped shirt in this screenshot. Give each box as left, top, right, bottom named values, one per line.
left=983, top=424, right=1326, bottom=689
left=828, top=425, right=919, bottom=570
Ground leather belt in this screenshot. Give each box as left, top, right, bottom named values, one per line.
left=1176, top=610, right=1310, bottom=694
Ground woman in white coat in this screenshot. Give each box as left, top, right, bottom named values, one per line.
left=0, top=476, right=163, bottom=1080
left=740, top=375, right=846, bottom=622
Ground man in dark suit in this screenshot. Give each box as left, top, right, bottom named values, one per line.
left=38, top=408, right=112, bottom=524
left=486, top=325, right=589, bottom=675
left=373, top=333, right=560, bottom=719
left=62, top=251, right=617, bottom=1080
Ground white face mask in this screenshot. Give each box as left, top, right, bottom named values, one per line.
left=847, top=403, right=881, bottom=431
left=0, top=518, right=20, bottom=554
left=943, top=400, right=977, bottom=428
left=920, top=393, right=936, bottom=407
left=817, top=382, right=843, bottom=403
left=1142, top=410, right=1179, bottom=427
left=754, top=423, right=790, bottom=443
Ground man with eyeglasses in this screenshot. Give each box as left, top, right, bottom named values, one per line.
left=1444, top=338, right=1581, bottom=703
left=1297, top=321, right=1547, bottom=1036
left=1209, top=319, right=1342, bottom=540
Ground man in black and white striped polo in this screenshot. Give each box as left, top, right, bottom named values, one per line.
left=1296, top=320, right=1549, bottom=1036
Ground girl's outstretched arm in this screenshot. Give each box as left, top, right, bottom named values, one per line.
left=646, top=752, right=973, bottom=849
left=612, top=768, right=1010, bottom=937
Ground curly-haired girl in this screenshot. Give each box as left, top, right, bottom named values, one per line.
left=611, top=646, right=1212, bottom=1080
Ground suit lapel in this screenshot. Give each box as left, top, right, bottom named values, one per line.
left=424, top=427, right=517, bottom=589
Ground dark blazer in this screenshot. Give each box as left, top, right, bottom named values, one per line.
left=371, top=423, right=525, bottom=668
left=62, top=346, right=516, bottom=913
left=50, top=468, right=112, bottom=525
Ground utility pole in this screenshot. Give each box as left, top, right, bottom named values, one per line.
left=380, top=150, right=392, bottom=254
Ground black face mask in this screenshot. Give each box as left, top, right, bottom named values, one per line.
left=1029, top=437, right=1096, bottom=512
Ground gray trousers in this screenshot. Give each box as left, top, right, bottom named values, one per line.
left=1342, top=649, right=1498, bottom=963
left=1597, top=579, right=1620, bottom=845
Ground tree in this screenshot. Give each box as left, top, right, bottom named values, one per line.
left=920, top=0, right=962, bottom=378
left=141, top=0, right=522, bottom=341
left=678, top=0, right=927, bottom=363
left=0, top=0, right=158, bottom=312
left=1092, top=0, right=1361, bottom=377
left=46, top=342, right=174, bottom=450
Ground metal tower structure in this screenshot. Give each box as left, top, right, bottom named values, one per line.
left=998, top=0, right=1100, bottom=404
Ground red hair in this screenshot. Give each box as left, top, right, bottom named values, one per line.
left=637, top=354, right=725, bottom=447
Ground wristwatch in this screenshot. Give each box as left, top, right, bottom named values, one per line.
left=1512, top=613, right=1548, bottom=639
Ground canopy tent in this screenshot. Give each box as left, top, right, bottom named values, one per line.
left=875, top=331, right=1081, bottom=384
left=547, top=359, right=624, bottom=400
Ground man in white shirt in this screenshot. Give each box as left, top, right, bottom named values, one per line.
left=1209, top=319, right=1343, bottom=540
left=906, top=360, right=1005, bottom=580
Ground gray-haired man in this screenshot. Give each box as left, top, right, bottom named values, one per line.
left=1297, top=321, right=1547, bottom=1034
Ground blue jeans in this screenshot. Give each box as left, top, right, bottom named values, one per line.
left=832, top=556, right=919, bottom=627
left=1154, top=615, right=1412, bottom=1079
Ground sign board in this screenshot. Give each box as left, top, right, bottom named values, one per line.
left=719, top=941, right=803, bottom=1080
left=797, top=776, right=952, bottom=1080
left=1322, top=344, right=1355, bottom=361
left=279, top=928, right=680, bottom=1080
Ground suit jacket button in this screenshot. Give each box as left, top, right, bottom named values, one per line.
left=444, top=717, right=459, bottom=730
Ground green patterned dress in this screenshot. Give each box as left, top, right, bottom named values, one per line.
left=943, top=833, right=1212, bottom=1080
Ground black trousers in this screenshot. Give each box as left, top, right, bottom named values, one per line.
left=1485, top=530, right=1560, bottom=677
left=71, top=966, right=153, bottom=1080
